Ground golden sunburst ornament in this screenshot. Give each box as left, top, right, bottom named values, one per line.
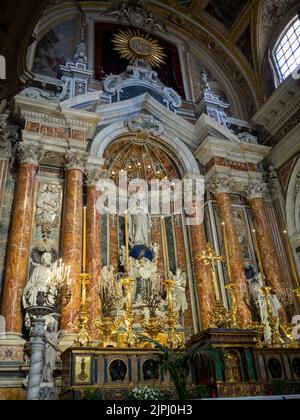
left=112, top=29, right=167, bottom=68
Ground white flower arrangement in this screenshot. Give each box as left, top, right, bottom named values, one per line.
left=128, top=387, right=166, bottom=400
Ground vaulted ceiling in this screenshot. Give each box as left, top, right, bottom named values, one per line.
left=0, top=0, right=298, bottom=117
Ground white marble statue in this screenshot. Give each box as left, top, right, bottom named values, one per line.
left=23, top=252, right=53, bottom=307
left=42, top=323, right=59, bottom=384
left=23, top=252, right=56, bottom=328
left=172, top=269, right=188, bottom=314
left=247, top=273, right=282, bottom=343
left=128, top=189, right=151, bottom=246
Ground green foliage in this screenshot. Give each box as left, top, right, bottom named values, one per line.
left=81, top=388, right=104, bottom=400
left=139, top=336, right=223, bottom=401
left=194, top=385, right=210, bottom=399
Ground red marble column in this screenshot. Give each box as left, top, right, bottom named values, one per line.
left=109, top=214, right=119, bottom=268
left=60, top=153, right=85, bottom=334
left=190, top=222, right=215, bottom=331
left=216, top=191, right=252, bottom=325
left=247, top=183, right=287, bottom=304
left=86, top=169, right=102, bottom=339
left=1, top=145, right=42, bottom=335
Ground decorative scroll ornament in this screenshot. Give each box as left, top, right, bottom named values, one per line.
left=112, top=29, right=167, bottom=68
left=101, top=0, right=167, bottom=32
left=125, top=112, right=163, bottom=139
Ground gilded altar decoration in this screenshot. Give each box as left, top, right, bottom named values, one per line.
left=112, top=29, right=166, bottom=68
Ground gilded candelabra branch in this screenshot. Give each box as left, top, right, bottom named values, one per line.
left=261, top=287, right=283, bottom=347
left=163, top=278, right=180, bottom=348
left=121, top=276, right=136, bottom=348
left=74, top=273, right=92, bottom=347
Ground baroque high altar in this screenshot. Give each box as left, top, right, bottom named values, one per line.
left=0, top=0, right=300, bottom=400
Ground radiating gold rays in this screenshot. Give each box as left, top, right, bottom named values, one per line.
left=112, top=29, right=167, bottom=68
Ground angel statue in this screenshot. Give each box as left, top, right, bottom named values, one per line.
left=172, top=269, right=188, bottom=314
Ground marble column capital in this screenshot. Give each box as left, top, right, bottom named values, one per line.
left=85, top=166, right=107, bottom=187
left=65, top=151, right=88, bottom=172
left=18, top=143, right=44, bottom=166
left=245, top=181, right=266, bottom=201
left=209, top=175, right=231, bottom=195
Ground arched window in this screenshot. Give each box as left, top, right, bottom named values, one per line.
left=273, top=16, right=300, bottom=82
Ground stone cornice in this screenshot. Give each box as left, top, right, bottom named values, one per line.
left=13, top=95, right=100, bottom=140
left=252, top=77, right=300, bottom=139
left=195, top=128, right=271, bottom=167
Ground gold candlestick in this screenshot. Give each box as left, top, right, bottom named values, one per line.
left=121, top=277, right=135, bottom=347
left=261, top=287, right=283, bottom=347
left=83, top=206, right=87, bottom=273
left=74, top=273, right=92, bottom=347
left=161, top=216, right=170, bottom=276
left=125, top=211, right=130, bottom=274
left=252, top=229, right=265, bottom=281
left=197, top=243, right=224, bottom=301
left=283, top=230, right=300, bottom=288
left=164, top=279, right=179, bottom=348
left=222, top=222, right=232, bottom=283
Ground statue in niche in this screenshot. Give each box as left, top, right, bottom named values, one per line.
left=233, top=210, right=249, bottom=259
left=128, top=187, right=151, bottom=246
left=42, top=323, right=59, bottom=384
left=171, top=269, right=188, bottom=314
left=199, top=68, right=211, bottom=91
left=246, top=267, right=282, bottom=343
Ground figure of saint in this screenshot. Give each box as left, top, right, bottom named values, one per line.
left=23, top=252, right=56, bottom=328
left=42, top=323, right=59, bottom=384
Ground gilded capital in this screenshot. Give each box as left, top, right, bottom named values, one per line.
left=18, top=143, right=44, bottom=166
left=65, top=151, right=87, bottom=172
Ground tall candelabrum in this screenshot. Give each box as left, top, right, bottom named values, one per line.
left=261, top=287, right=283, bottom=347
left=197, top=243, right=232, bottom=328
left=75, top=207, right=93, bottom=347
left=121, top=276, right=136, bottom=347
left=47, top=259, right=72, bottom=314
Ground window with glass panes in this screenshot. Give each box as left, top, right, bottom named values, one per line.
left=274, top=17, right=300, bottom=82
